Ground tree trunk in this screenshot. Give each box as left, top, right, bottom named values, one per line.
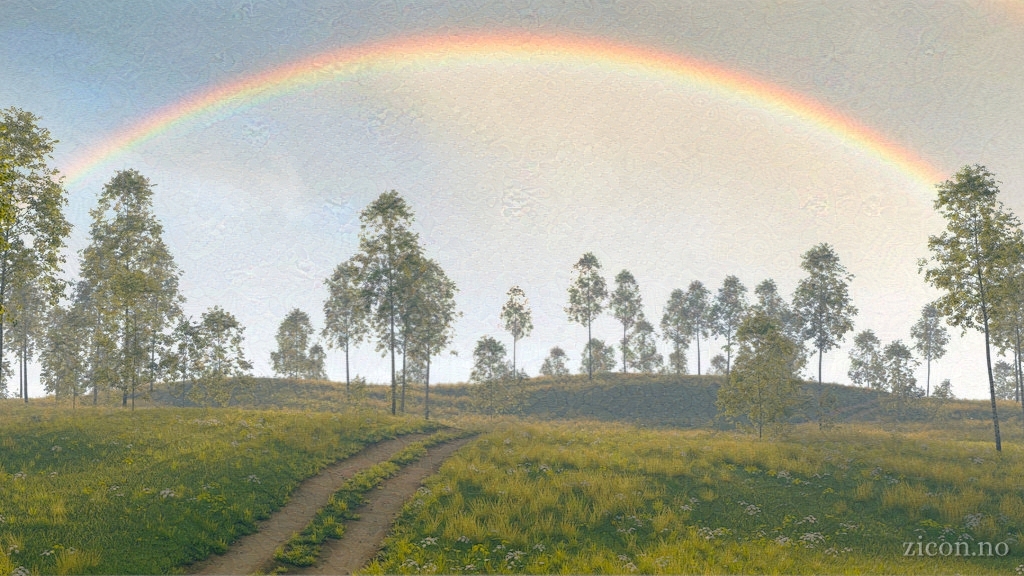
left=696, top=331, right=702, bottom=376
left=977, top=266, right=1001, bottom=451
left=390, top=302, right=396, bottom=415
left=622, top=324, right=627, bottom=374
left=344, top=340, right=350, bottom=395
left=1016, top=325, right=1023, bottom=434
left=21, top=338, right=28, bottom=403
left=0, top=260, right=7, bottom=398
left=926, top=353, right=932, bottom=397
left=400, top=348, right=406, bottom=413
left=587, top=317, right=593, bottom=380
left=512, top=334, right=517, bottom=381
left=425, top=354, right=431, bottom=420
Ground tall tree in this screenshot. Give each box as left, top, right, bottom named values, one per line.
left=660, top=289, right=691, bottom=374
left=8, top=271, right=45, bottom=402
left=470, top=335, right=515, bottom=415
left=352, top=191, right=424, bottom=415
left=539, top=346, right=570, bottom=377
left=630, top=318, right=663, bottom=374
left=39, top=302, right=87, bottom=406
left=565, top=253, right=607, bottom=380
left=79, top=169, right=182, bottom=409
left=322, top=259, right=368, bottom=394
left=192, top=306, right=253, bottom=407
left=793, top=243, right=857, bottom=387
left=167, top=315, right=204, bottom=407
left=716, top=311, right=805, bottom=438
left=682, top=281, right=712, bottom=375
left=993, top=360, right=1017, bottom=401
left=909, top=303, right=950, bottom=396
left=919, top=165, right=1020, bottom=451
left=610, top=270, right=643, bottom=373
left=270, top=308, right=316, bottom=379
left=500, top=285, right=533, bottom=382
left=847, top=330, right=886, bottom=390
left=0, top=108, right=71, bottom=398
left=711, top=275, right=748, bottom=376
left=403, top=257, right=458, bottom=419
left=753, top=279, right=804, bottom=344
left=882, top=340, right=921, bottom=420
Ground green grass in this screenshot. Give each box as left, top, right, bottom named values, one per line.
left=362, top=419, right=1024, bottom=574
left=0, top=403, right=439, bottom=575
left=270, top=428, right=475, bottom=571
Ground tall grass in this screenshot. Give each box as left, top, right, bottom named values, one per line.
left=363, top=420, right=1024, bottom=574
left=0, top=403, right=438, bottom=575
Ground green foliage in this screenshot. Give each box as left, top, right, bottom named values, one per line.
left=79, top=169, right=182, bottom=408
left=0, top=406, right=437, bottom=575
left=500, top=285, right=533, bottom=378
left=578, top=338, right=616, bottom=375
left=882, top=340, right=922, bottom=420
left=710, top=275, right=748, bottom=375
left=539, top=346, right=570, bottom=377
left=848, top=330, right=885, bottom=390
left=716, top=311, right=805, bottom=437
left=793, top=244, right=857, bottom=360
left=0, top=107, right=71, bottom=398
left=186, top=306, right=254, bottom=407
left=993, top=361, right=1017, bottom=401
left=911, top=303, right=950, bottom=396
left=660, top=288, right=691, bottom=374
left=920, top=164, right=1021, bottom=451
left=270, top=308, right=322, bottom=379
left=629, top=318, right=662, bottom=374
left=471, top=336, right=521, bottom=415
left=322, top=259, right=368, bottom=390
left=610, top=270, right=643, bottom=373
left=565, top=253, right=607, bottom=380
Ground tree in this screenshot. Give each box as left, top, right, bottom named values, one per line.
left=919, top=165, right=1020, bottom=451
left=39, top=302, right=87, bottom=406
left=993, top=360, right=1017, bottom=401
left=708, top=354, right=728, bottom=375
left=0, top=108, right=72, bottom=398
left=933, top=378, right=955, bottom=399
left=352, top=191, right=424, bottom=415
left=7, top=271, right=45, bottom=402
left=500, top=285, right=533, bottom=382
left=402, top=257, right=459, bottom=419
left=191, top=306, right=253, bottom=407
left=631, top=318, right=663, bottom=374
left=539, top=346, right=570, bottom=377
left=716, top=311, right=805, bottom=438
left=910, top=303, right=950, bottom=396
left=322, top=260, right=368, bottom=394
left=566, top=253, right=608, bottom=380
left=307, top=343, right=327, bottom=380
left=793, top=244, right=857, bottom=386
left=578, top=339, right=616, bottom=374
left=711, top=275, right=748, bottom=376
left=660, top=289, right=691, bottom=374
left=610, top=270, right=643, bottom=373
left=79, top=169, right=182, bottom=409
left=753, top=279, right=804, bottom=344
left=270, top=308, right=318, bottom=379
left=883, top=340, right=921, bottom=420
left=167, top=315, right=204, bottom=407
left=847, top=330, right=886, bottom=390
left=682, top=281, right=712, bottom=375
left=470, top=335, right=517, bottom=415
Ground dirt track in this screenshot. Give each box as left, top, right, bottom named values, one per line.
left=294, top=436, right=473, bottom=575
left=189, top=433, right=432, bottom=576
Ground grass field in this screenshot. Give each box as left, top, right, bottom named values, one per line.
left=364, top=419, right=1024, bottom=575
left=0, top=403, right=439, bottom=575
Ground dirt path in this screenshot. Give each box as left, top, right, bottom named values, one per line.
left=295, top=436, right=474, bottom=576
left=189, top=433, right=432, bottom=576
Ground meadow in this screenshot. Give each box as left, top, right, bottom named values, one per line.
left=0, top=403, right=439, bottom=575
left=364, top=418, right=1024, bottom=575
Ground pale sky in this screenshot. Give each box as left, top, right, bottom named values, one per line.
left=3, top=1, right=1024, bottom=399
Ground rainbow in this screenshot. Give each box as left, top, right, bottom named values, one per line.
left=63, top=32, right=946, bottom=186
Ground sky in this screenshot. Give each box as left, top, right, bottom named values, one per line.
left=3, top=1, right=1024, bottom=399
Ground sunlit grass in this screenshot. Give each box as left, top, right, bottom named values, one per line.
left=0, top=403, right=438, bottom=575
left=363, top=419, right=1024, bottom=574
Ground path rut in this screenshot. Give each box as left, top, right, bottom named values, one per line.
left=294, top=436, right=474, bottom=575
left=188, top=433, right=432, bottom=576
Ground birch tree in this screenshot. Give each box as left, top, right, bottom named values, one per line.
left=910, top=303, right=950, bottom=396
left=500, top=285, right=532, bottom=382
left=565, top=253, right=607, bottom=380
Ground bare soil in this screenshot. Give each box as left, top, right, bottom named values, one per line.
left=295, top=436, right=474, bottom=575
left=188, top=433, right=432, bottom=576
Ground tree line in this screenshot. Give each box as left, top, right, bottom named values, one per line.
left=5, top=107, right=1024, bottom=451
